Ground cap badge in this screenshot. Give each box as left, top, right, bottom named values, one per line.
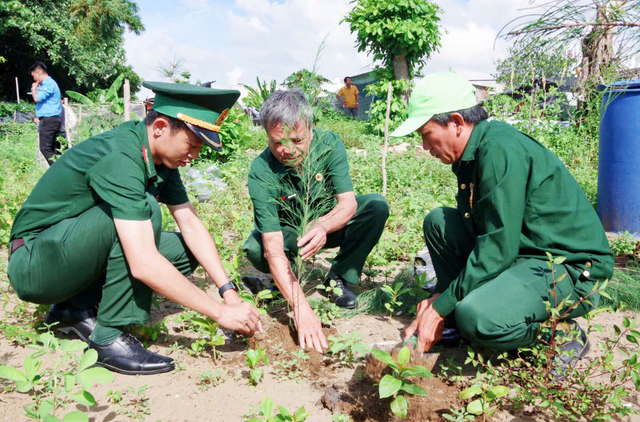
left=216, top=108, right=230, bottom=126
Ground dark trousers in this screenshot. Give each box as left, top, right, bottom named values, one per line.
left=244, top=194, right=389, bottom=284
left=8, top=193, right=199, bottom=327
left=38, top=115, right=62, bottom=166
left=424, top=207, right=599, bottom=350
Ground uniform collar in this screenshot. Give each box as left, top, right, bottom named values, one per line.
left=136, top=121, right=157, bottom=180
left=460, top=120, right=489, bottom=162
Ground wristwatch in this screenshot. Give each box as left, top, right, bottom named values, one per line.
left=218, top=281, right=238, bottom=296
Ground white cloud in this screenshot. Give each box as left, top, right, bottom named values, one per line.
left=125, top=0, right=535, bottom=94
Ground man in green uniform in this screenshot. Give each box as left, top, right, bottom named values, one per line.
left=243, top=90, right=389, bottom=352
left=8, top=82, right=262, bottom=375
left=392, top=72, right=613, bottom=362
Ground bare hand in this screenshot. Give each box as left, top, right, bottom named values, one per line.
left=355, top=104, right=359, bottom=110
left=222, top=289, right=244, bottom=305
left=404, top=294, right=445, bottom=353
left=297, top=225, right=327, bottom=261
left=31, top=82, right=39, bottom=90
left=217, top=302, right=263, bottom=336
left=294, top=304, right=328, bottom=353
left=33, top=117, right=40, bottom=123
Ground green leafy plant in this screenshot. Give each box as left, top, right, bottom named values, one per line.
left=273, top=350, right=309, bottom=383
left=67, top=73, right=127, bottom=114
left=443, top=407, right=475, bottom=422
left=326, top=332, right=371, bottom=367
left=0, top=332, right=113, bottom=421
left=122, top=385, right=151, bottom=421
left=244, top=77, right=278, bottom=109
left=332, top=415, right=352, bottom=422
left=609, top=231, right=639, bottom=257
left=188, top=317, right=225, bottom=360
left=197, top=368, right=228, bottom=391
left=381, top=281, right=411, bottom=319
left=370, top=346, right=433, bottom=418
left=246, top=346, right=268, bottom=385
left=240, top=288, right=278, bottom=315
left=247, top=397, right=310, bottom=422
left=458, top=373, right=510, bottom=420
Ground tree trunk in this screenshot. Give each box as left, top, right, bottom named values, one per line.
left=393, top=54, right=410, bottom=103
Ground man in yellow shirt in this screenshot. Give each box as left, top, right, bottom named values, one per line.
left=337, top=77, right=359, bottom=119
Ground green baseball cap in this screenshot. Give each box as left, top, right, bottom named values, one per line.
left=391, top=72, right=477, bottom=137
left=143, top=81, right=240, bottom=151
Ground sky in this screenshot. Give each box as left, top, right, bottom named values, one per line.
left=123, top=0, right=535, bottom=96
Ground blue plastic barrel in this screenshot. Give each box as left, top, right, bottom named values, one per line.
left=598, top=79, right=640, bottom=235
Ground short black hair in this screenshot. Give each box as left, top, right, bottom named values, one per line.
left=29, top=62, right=47, bottom=73
left=344, top=76, right=351, bottom=83
left=430, top=105, right=488, bottom=127
left=144, top=109, right=189, bottom=134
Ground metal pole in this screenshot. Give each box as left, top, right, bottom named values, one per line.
left=382, top=82, right=392, bottom=197
left=123, top=79, right=131, bottom=122
left=63, top=97, right=72, bottom=149
left=15, top=77, right=20, bottom=104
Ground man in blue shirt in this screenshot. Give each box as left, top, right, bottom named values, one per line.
left=30, top=62, right=62, bottom=166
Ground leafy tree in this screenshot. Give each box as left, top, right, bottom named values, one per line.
left=493, top=41, right=578, bottom=89
left=341, top=0, right=443, bottom=83
left=0, top=0, right=144, bottom=100
left=500, top=0, right=640, bottom=87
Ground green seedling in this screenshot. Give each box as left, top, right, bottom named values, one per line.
left=247, top=397, right=310, bottom=422
left=124, top=385, right=151, bottom=421
left=0, top=332, right=113, bottom=422
left=443, top=407, right=475, bottom=421
left=240, top=288, right=278, bottom=315
left=198, top=368, right=228, bottom=391
left=327, top=332, right=371, bottom=367
left=381, top=281, right=411, bottom=320
left=131, top=318, right=169, bottom=344
left=458, top=375, right=510, bottom=420
left=332, top=414, right=352, bottom=422
left=189, top=316, right=225, bottom=360
left=309, top=298, right=341, bottom=326
left=370, top=346, right=433, bottom=419
left=246, top=347, right=268, bottom=385
left=273, top=350, right=309, bottom=383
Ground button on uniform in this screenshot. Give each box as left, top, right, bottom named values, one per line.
left=585, top=262, right=592, bottom=268
left=464, top=212, right=471, bottom=219
left=460, top=183, right=467, bottom=190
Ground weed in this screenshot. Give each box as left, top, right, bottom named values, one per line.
left=122, top=385, right=151, bottom=421
left=326, top=332, right=371, bottom=368
left=273, top=350, right=309, bottom=383
left=609, top=231, right=639, bottom=257
left=458, top=372, right=510, bottom=420
left=197, top=368, right=228, bottom=391
left=246, top=346, right=268, bottom=385
left=442, top=407, right=475, bottom=421
left=130, top=318, right=169, bottom=345
left=437, top=356, right=463, bottom=383
left=0, top=332, right=113, bottom=421
left=370, top=346, right=433, bottom=419
left=246, top=397, right=310, bottom=422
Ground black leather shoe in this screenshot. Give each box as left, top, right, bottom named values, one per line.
left=551, top=322, right=590, bottom=380
left=89, top=333, right=175, bottom=375
left=241, top=276, right=280, bottom=296
left=45, top=304, right=97, bottom=343
left=324, top=275, right=356, bottom=309
left=438, top=328, right=463, bottom=347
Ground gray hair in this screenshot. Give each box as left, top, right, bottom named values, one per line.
left=430, top=105, right=488, bottom=127
left=260, top=89, right=313, bottom=133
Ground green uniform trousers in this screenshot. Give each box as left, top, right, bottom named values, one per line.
left=244, top=193, right=389, bottom=284
left=424, top=207, right=599, bottom=351
left=8, top=193, right=198, bottom=327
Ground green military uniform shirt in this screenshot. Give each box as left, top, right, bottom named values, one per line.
left=11, top=120, right=189, bottom=242
left=247, top=129, right=354, bottom=233
left=432, top=120, right=614, bottom=318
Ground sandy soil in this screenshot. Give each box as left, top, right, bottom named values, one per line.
left=0, top=254, right=639, bottom=421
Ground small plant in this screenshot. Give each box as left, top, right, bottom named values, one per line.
left=443, top=407, right=475, bottom=421
left=273, top=350, right=309, bottom=383
left=309, top=297, right=341, bottom=326
left=131, top=318, right=169, bottom=344
left=240, top=288, right=278, bottom=315
left=609, top=230, right=639, bottom=257
left=326, top=332, right=371, bottom=367
left=198, top=368, right=228, bottom=391
left=370, top=346, right=433, bottom=419
left=437, top=356, right=463, bottom=383
left=458, top=373, right=510, bottom=420
left=381, top=281, right=411, bottom=320
left=332, top=414, right=352, bottom=422
left=246, top=346, right=268, bottom=385
left=247, top=397, right=310, bottom=422
left=0, top=332, right=114, bottom=421
left=123, top=385, right=151, bottom=421
left=188, top=316, right=225, bottom=360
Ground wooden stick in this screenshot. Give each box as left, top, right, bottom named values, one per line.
left=63, top=98, right=72, bottom=148
left=15, top=77, right=20, bottom=104
left=124, top=79, right=131, bottom=122
left=382, top=81, right=392, bottom=197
